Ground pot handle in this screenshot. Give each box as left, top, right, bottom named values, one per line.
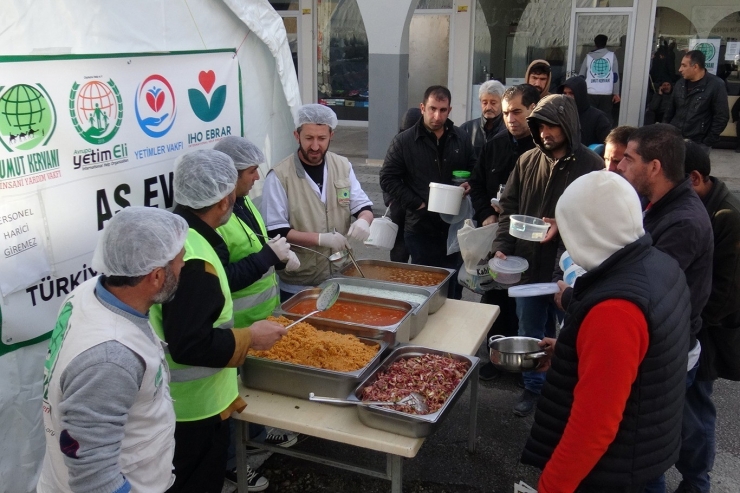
left=523, top=351, right=548, bottom=360
left=488, top=335, right=505, bottom=348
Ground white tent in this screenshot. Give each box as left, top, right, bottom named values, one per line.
left=0, top=1, right=299, bottom=491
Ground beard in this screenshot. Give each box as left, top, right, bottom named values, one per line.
left=152, top=265, right=180, bottom=304
left=298, top=144, right=328, bottom=165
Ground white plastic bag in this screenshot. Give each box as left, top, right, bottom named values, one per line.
left=458, top=219, right=498, bottom=274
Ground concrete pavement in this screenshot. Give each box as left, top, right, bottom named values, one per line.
left=233, top=126, right=740, bottom=492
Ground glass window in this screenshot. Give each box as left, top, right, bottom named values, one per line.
left=575, top=0, right=633, bottom=8
left=408, top=14, right=450, bottom=106
left=317, top=0, right=369, bottom=121
left=282, top=17, right=299, bottom=81
left=416, top=0, right=453, bottom=9
left=269, top=1, right=299, bottom=11
left=473, top=0, right=571, bottom=91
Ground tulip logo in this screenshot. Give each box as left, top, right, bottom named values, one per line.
left=188, top=70, right=226, bottom=122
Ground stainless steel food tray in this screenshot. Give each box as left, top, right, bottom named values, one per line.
left=241, top=322, right=389, bottom=400
left=336, top=260, right=454, bottom=314
left=350, top=345, right=479, bottom=438
left=275, top=288, right=414, bottom=343
left=319, top=277, right=432, bottom=339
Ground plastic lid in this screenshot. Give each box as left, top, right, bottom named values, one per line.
left=452, top=170, right=471, bottom=178
left=429, top=182, right=463, bottom=190
left=508, top=283, right=560, bottom=298
left=489, top=256, right=529, bottom=274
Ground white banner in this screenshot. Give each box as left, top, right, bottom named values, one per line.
left=689, top=39, right=722, bottom=75
left=0, top=50, right=242, bottom=353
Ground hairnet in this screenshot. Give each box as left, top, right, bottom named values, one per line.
left=174, top=149, right=237, bottom=209
left=479, top=80, right=505, bottom=99
left=92, top=207, right=189, bottom=277
left=295, top=104, right=338, bottom=130
left=214, top=136, right=265, bottom=171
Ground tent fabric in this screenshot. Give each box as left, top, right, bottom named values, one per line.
left=0, top=2, right=300, bottom=491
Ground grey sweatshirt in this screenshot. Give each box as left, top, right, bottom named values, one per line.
left=57, top=282, right=149, bottom=493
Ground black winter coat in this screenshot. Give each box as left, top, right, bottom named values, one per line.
left=698, top=177, right=740, bottom=381
left=459, top=113, right=505, bottom=160
left=557, top=76, right=611, bottom=146
left=491, top=94, right=605, bottom=284
left=667, top=73, right=729, bottom=146
left=642, top=178, right=713, bottom=349
left=379, top=117, right=476, bottom=238
left=469, top=129, right=534, bottom=224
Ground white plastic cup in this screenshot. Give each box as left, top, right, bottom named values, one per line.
left=364, top=216, right=398, bottom=250
left=428, top=183, right=464, bottom=215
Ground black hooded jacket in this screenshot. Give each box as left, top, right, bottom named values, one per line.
left=491, top=95, right=605, bottom=284
left=558, top=76, right=611, bottom=146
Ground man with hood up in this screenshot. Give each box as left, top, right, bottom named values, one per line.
left=557, top=76, right=611, bottom=146
left=492, top=94, right=604, bottom=416
left=525, top=60, right=552, bottom=98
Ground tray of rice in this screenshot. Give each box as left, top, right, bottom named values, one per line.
left=241, top=316, right=390, bottom=399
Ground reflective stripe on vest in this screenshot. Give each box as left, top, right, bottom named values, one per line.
left=149, top=228, right=238, bottom=421
left=217, top=197, right=280, bottom=327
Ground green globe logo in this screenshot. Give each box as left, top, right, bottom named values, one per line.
left=69, top=79, right=123, bottom=145
left=590, top=57, right=611, bottom=79
left=695, top=43, right=716, bottom=63
left=0, top=84, right=56, bottom=152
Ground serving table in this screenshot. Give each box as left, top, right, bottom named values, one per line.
left=232, top=299, right=499, bottom=493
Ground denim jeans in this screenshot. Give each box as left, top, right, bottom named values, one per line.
left=643, top=364, right=715, bottom=493
left=515, top=295, right=561, bottom=394
left=404, top=231, right=463, bottom=299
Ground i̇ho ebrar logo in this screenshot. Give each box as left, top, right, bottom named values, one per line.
left=135, top=74, right=177, bottom=138
left=69, top=78, right=123, bottom=145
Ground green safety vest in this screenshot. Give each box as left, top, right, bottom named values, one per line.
left=217, top=197, right=280, bottom=327
left=150, top=228, right=238, bottom=422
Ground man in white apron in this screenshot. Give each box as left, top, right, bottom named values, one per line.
left=579, top=34, right=621, bottom=125
left=37, top=207, right=189, bottom=493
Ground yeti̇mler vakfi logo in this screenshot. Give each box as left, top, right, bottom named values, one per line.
left=69, top=79, right=123, bottom=145
left=0, top=83, right=56, bottom=152
left=135, top=74, right=177, bottom=138
left=188, top=70, right=226, bottom=123
left=695, top=43, right=716, bottom=63
left=590, top=57, right=612, bottom=79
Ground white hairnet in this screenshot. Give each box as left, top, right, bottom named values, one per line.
left=214, top=136, right=265, bottom=171
left=479, top=80, right=506, bottom=99
left=295, top=104, right=338, bottom=130
left=174, top=149, right=237, bottom=209
left=92, top=207, right=189, bottom=277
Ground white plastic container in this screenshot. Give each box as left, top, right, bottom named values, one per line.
left=488, top=256, right=529, bottom=285
left=428, top=183, right=464, bottom=215
left=509, top=215, right=550, bottom=241
left=364, top=216, right=398, bottom=250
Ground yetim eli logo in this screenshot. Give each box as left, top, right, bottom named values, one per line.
left=69, top=78, right=123, bottom=145
left=0, top=83, right=56, bottom=152
left=188, top=70, right=226, bottom=122
left=135, top=74, right=177, bottom=138
left=590, top=57, right=612, bottom=80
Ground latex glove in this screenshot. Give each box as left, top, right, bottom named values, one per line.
left=285, top=250, right=300, bottom=271
left=318, top=232, right=350, bottom=252
left=347, top=218, right=371, bottom=242
left=267, top=235, right=291, bottom=261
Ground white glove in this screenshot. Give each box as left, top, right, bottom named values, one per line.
left=318, top=232, right=350, bottom=252
left=285, top=250, right=301, bottom=271
left=267, top=235, right=291, bottom=262
left=347, top=218, right=371, bottom=242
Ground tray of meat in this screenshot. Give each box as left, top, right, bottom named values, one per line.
left=350, top=345, right=479, bottom=437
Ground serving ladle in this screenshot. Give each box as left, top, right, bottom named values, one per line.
left=284, top=282, right=341, bottom=329
left=254, top=232, right=349, bottom=263
left=308, top=391, right=430, bottom=414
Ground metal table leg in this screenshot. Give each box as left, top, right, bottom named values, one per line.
left=235, top=420, right=250, bottom=493
left=387, top=454, right=403, bottom=493
left=468, top=362, right=480, bottom=453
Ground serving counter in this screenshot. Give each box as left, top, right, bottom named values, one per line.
left=232, top=299, right=499, bottom=493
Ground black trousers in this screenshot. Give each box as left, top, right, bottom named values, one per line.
left=168, top=416, right=230, bottom=493
left=481, top=288, right=519, bottom=340
left=577, top=484, right=646, bottom=493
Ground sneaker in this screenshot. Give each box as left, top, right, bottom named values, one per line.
left=224, top=465, right=269, bottom=492
left=479, top=362, right=500, bottom=381
left=246, top=432, right=298, bottom=454
left=513, top=389, right=539, bottom=417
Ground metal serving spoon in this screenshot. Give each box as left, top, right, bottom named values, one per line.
left=308, top=391, right=430, bottom=414
left=254, top=232, right=349, bottom=263
left=284, top=282, right=341, bottom=329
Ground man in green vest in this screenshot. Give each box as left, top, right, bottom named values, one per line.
left=214, top=136, right=299, bottom=469
left=150, top=149, right=287, bottom=493
left=260, top=104, right=374, bottom=300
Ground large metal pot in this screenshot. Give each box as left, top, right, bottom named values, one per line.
left=488, top=335, right=548, bottom=372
